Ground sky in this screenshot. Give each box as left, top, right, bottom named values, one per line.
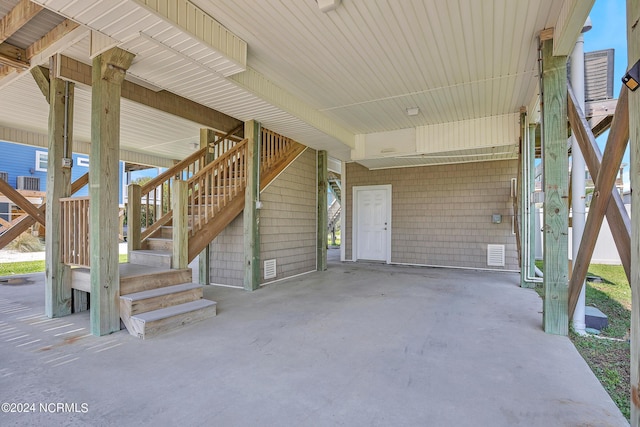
left=582, top=0, right=629, bottom=190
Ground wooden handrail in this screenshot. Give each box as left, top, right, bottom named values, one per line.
left=141, top=147, right=207, bottom=193
left=0, top=172, right=89, bottom=250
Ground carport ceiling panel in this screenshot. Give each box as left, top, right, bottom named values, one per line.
left=30, top=0, right=245, bottom=77
left=191, top=0, right=561, bottom=134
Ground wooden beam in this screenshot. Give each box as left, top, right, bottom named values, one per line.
left=0, top=64, right=13, bottom=78
left=89, top=47, right=134, bottom=336
left=56, top=55, right=243, bottom=136
left=627, top=0, right=640, bottom=423
left=0, top=179, right=45, bottom=226
left=567, top=85, right=631, bottom=289
left=541, top=38, right=569, bottom=336
left=171, top=180, right=188, bottom=269
left=0, top=42, right=29, bottom=70
left=243, top=120, right=261, bottom=291
left=26, top=19, right=79, bottom=60
left=567, top=86, right=629, bottom=318
left=45, top=76, right=74, bottom=318
left=317, top=150, right=328, bottom=271
left=198, top=129, right=215, bottom=285
left=0, top=0, right=43, bottom=45
left=30, top=65, right=49, bottom=103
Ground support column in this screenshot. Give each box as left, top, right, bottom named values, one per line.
left=172, top=180, right=188, bottom=269
left=626, top=1, right=640, bottom=423
left=198, top=129, right=215, bottom=285
left=317, top=150, right=328, bottom=271
left=90, top=47, right=134, bottom=336
left=45, top=65, right=74, bottom=318
left=541, top=36, right=569, bottom=336
left=570, top=32, right=588, bottom=335
left=243, top=120, right=261, bottom=291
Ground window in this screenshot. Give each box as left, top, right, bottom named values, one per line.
left=77, top=157, right=89, bottom=167
left=35, top=151, right=48, bottom=172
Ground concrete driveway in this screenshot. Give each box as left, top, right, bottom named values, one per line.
left=0, top=250, right=628, bottom=426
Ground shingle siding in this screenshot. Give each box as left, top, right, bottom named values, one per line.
left=209, top=148, right=317, bottom=286
left=345, top=160, right=519, bottom=271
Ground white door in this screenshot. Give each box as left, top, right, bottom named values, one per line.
left=354, top=185, right=391, bottom=262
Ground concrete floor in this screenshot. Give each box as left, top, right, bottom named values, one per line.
left=0, top=250, right=629, bottom=426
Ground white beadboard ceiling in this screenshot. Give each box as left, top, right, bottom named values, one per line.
left=0, top=0, right=593, bottom=169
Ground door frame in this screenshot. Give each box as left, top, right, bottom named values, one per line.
left=352, top=184, right=392, bottom=264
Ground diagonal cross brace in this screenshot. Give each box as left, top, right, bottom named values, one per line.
left=567, top=84, right=631, bottom=318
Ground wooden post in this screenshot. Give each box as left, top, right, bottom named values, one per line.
left=198, top=128, right=215, bottom=285
left=172, top=180, right=188, bottom=269
left=627, top=1, right=640, bottom=423
left=243, top=120, right=260, bottom=291
left=127, top=183, right=141, bottom=253
left=317, top=150, right=328, bottom=271
left=45, top=69, right=74, bottom=318
left=89, top=47, right=134, bottom=336
left=541, top=37, right=569, bottom=336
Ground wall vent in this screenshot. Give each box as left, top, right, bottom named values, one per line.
left=0, top=172, right=7, bottom=182
left=16, top=176, right=40, bottom=191
left=264, top=259, right=277, bottom=279
left=487, top=244, right=505, bottom=267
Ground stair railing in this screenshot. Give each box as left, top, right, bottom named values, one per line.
left=187, top=139, right=248, bottom=235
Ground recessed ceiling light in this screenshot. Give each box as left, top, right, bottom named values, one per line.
left=406, top=107, right=420, bottom=116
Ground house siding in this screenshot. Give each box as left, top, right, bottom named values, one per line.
left=209, top=147, right=317, bottom=286
left=345, top=160, right=519, bottom=271
left=0, top=141, right=124, bottom=203
left=260, top=148, right=317, bottom=283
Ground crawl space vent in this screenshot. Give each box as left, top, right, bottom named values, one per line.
left=264, top=259, right=277, bottom=279
left=487, top=244, right=505, bottom=267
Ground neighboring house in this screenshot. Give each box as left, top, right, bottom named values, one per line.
left=0, top=140, right=126, bottom=223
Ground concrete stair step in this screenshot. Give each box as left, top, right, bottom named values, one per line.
left=120, top=282, right=203, bottom=316
left=128, top=299, right=217, bottom=339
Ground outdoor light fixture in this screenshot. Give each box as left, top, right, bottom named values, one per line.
left=406, top=107, right=420, bottom=116
left=622, top=59, right=640, bottom=91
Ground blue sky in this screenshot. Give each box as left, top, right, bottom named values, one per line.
left=583, top=0, right=629, bottom=190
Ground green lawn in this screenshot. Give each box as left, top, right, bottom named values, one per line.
left=534, top=262, right=630, bottom=420
left=0, top=254, right=129, bottom=276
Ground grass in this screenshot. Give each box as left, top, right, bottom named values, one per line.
left=533, top=262, right=631, bottom=420
left=0, top=254, right=129, bottom=276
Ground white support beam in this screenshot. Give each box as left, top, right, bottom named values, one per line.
left=553, top=0, right=595, bottom=56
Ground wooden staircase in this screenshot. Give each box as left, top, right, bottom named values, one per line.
left=119, top=127, right=305, bottom=338
left=118, top=264, right=215, bottom=339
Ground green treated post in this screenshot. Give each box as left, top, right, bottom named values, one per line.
left=527, top=124, right=537, bottom=283
left=198, top=129, right=215, bottom=285
left=243, top=120, right=261, bottom=291
left=90, top=47, right=134, bottom=336
left=627, top=0, right=640, bottom=423
left=172, top=180, right=188, bottom=269
left=127, top=184, right=141, bottom=254
left=45, top=74, right=74, bottom=317
left=317, top=150, right=328, bottom=271
left=541, top=37, right=569, bottom=336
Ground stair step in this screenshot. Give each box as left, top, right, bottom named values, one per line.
left=120, top=265, right=191, bottom=294
left=129, top=250, right=172, bottom=268
left=128, top=299, right=217, bottom=339
left=120, top=283, right=203, bottom=316
left=145, top=237, right=173, bottom=251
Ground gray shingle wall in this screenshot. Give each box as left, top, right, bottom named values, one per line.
left=209, top=148, right=317, bottom=286
left=260, top=148, right=317, bottom=283
left=344, top=160, right=519, bottom=270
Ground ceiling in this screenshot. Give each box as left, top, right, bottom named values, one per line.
left=0, top=0, right=594, bottom=169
